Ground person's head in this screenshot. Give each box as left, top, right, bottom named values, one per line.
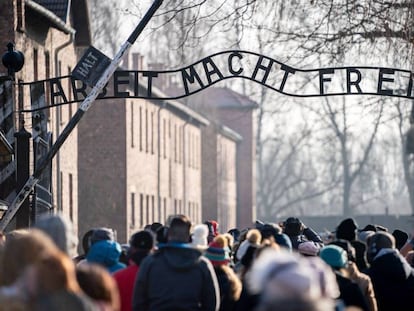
left=298, top=241, right=320, bottom=257
left=0, top=229, right=60, bottom=286
left=204, top=235, right=231, bottom=266
left=90, top=227, right=115, bottom=245
left=34, top=213, right=78, bottom=258
left=128, top=230, right=155, bottom=265
left=283, top=217, right=304, bottom=237
left=329, top=239, right=356, bottom=263
left=247, top=249, right=338, bottom=311
left=366, top=231, right=396, bottom=263
left=191, top=224, right=209, bottom=249
left=76, top=263, right=120, bottom=311
left=392, top=229, right=408, bottom=250
left=168, top=215, right=192, bottom=242
left=335, top=218, right=358, bottom=241
left=29, top=249, right=81, bottom=295
left=319, top=245, right=348, bottom=270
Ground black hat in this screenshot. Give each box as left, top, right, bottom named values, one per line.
left=90, top=227, right=115, bottom=244
left=336, top=218, right=358, bottom=241
left=392, top=229, right=408, bottom=250
left=284, top=217, right=302, bottom=236
left=130, top=230, right=155, bottom=250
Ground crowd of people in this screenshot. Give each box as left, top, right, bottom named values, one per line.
left=0, top=213, right=414, bottom=311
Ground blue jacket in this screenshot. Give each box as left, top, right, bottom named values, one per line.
left=86, top=240, right=126, bottom=273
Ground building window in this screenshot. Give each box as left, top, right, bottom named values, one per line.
left=145, top=108, right=149, bottom=153
left=69, top=174, right=73, bottom=221
left=151, top=195, right=155, bottom=223
left=158, top=196, right=162, bottom=223
left=163, top=118, right=167, bottom=159
left=59, top=171, right=63, bottom=211
left=151, top=111, right=155, bottom=154
left=131, top=102, right=135, bottom=148
left=146, top=195, right=150, bottom=225
left=139, top=106, right=143, bottom=151
left=174, top=124, right=177, bottom=162
left=140, top=194, right=144, bottom=228
left=174, top=199, right=177, bottom=215
left=178, top=126, right=182, bottom=164
left=163, top=198, right=167, bottom=223
left=33, top=48, right=38, bottom=81
left=17, top=0, right=24, bottom=30
left=67, top=66, right=73, bottom=120
left=131, top=193, right=136, bottom=227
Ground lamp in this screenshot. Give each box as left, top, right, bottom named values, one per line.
left=0, top=200, right=8, bottom=220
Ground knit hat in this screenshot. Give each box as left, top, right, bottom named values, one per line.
left=34, top=213, right=78, bottom=258
left=191, top=224, right=209, bottom=249
left=129, top=230, right=155, bottom=250
left=247, top=249, right=340, bottom=301
left=298, top=241, right=320, bottom=256
left=329, top=239, right=356, bottom=262
left=319, top=245, right=348, bottom=269
left=335, top=218, right=358, bottom=241
left=204, top=235, right=230, bottom=266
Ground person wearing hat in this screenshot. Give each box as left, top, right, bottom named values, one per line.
left=329, top=240, right=378, bottom=311
left=366, top=232, right=414, bottom=311
left=282, top=217, right=323, bottom=250
left=320, top=245, right=369, bottom=311
left=113, top=230, right=155, bottom=311
left=335, top=218, right=369, bottom=271
left=204, top=235, right=242, bottom=311
left=132, top=215, right=219, bottom=311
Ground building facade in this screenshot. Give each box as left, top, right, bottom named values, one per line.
left=0, top=0, right=91, bottom=233
left=77, top=56, right=209, bottom=242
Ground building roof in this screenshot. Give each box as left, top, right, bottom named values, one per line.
left=188, top=87, right=259, bottom=109
left=33, top=0, right=70, bottom=22
left=26, top=0, right=91, bottom=45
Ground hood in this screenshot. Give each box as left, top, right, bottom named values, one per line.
left=159, top=242, right=203, bottom=270
left=371, top=249, right=413, bottom=282
left=86, top=240, right=122, bottom=268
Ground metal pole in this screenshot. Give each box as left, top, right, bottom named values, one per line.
left=14, top=118, right=31, bottom=228
left=0, top=0, right=163, bottom=231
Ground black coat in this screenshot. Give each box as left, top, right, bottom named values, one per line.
left=335, top=272, right=369, bottom=311
left=367, top=249, right=414, bottom=311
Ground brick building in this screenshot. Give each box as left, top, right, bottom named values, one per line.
left=189, top=87, right=258, bottom=230
left=0, top=0, right=91, bottom=232
left=77, top=54, right=209, bottom=242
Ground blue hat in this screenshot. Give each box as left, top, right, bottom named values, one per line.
left=319, top=245, right=347, bottom=269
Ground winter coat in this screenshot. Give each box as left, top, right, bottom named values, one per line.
left=335, top=272, right=369, bottom=311
left=132, top=242, right=220, bottom=311
left=214, top=266, right=242, bottom=311
left=347, top=262, right=378, bottom=311
left=367, top=249, right=414, bottom=311
left=113, top=264, right=139, bottom=311
left=86, top=240, right=126, bottom=273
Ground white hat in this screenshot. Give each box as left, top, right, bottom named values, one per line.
left=191, top=224, right=209, bottom=250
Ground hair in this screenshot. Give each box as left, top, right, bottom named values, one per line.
left=76, top=263, right=120, bottom=311
left=0, top=229, right=60, bottom=286
left=32, top=250, right=81, bottom=294
left=167, top=215, right=192, bottom=242
left=216, top=264, right=242, bottom=301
